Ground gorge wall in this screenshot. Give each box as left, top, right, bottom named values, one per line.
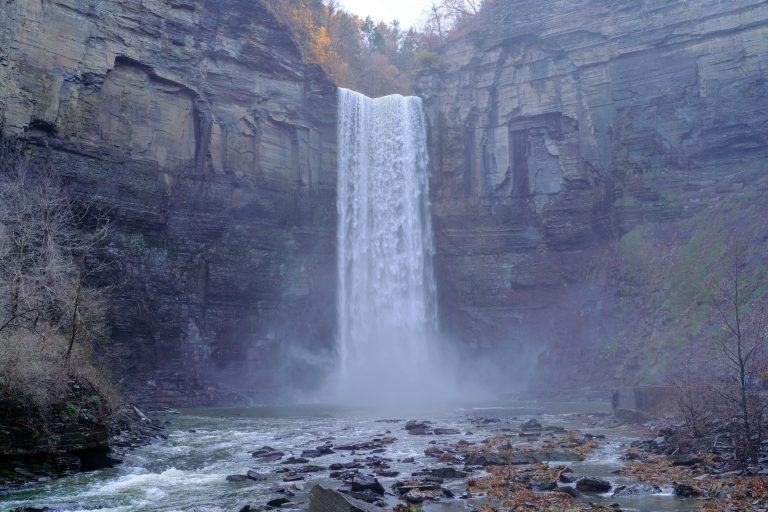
left=417, top=0, right=768, bottom=395
left=2, top=0, right=767, bottom=403
left=0, top=0, right=338, bottom=404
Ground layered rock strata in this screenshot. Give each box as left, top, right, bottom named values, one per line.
left=0, top=0, right=338, bottom=404
left=416, top=0, right=768, bottom=392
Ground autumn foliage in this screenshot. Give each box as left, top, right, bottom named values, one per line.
left=264, top=0, right=491, bottom=96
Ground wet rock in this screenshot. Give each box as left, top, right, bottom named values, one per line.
left=668, top=454, right=704, bottom=466
left=282, top=474, right=304, bottom=482
left=622, top=451, right=647, bottom=462
left=530, top=479, right=557, bottom=491
left=338, top=488, right=382, bottom=504
left=531, top=449, right=584, bottom=462
left=613, top=484, right=663, bottom=496
left=404, top=490, right=431, bottom=503
left=556, top=485, right=580, bottom=498
left=559, top=471, right=578, bottom=483
left=282, top=457, right=309, bottom=465
left=520, top=419, right=543, bottom=430
left=433, top=428, right=460, bottom=435
left=424, top=446, right=444, bottom=457
left=404, top=420, right=429, bottom=431
left=393, top=480, right=441, bottom=492
left=348, top=474, right=385, bottom=495
left=335, top=441, right=380, bottom=451
left=302, top=445, right=335, bottom=458
left=247, top=470, right=267, bottom=481
left=674, top=484, right=701, bottom=497
left=508, top=452, right=538, bottom=465
left=266, top=497, right=291, bottom=508
left=330, top=463, right=361, bottom=470
left=307, top=484, right=380, bottom=512
left=576, top=477, right=612, bottom=493
left=374, top=470, right=399, bottom=477
left=252, top=447, right=278, bottom=456
left=464, top=451, right=507, bottom=466
left=226, top=474, right=249, bottom=483
left=422, top=467, right=467, bottom=479
left=299, top=465, right=326, bottom=473
left=253, top=451, right=284, bottom=462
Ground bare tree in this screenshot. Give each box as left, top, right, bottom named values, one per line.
left=0, top=147, right=109, bottom=374
left=421, top=0, right=488, bottom=41
left=443, top=0, right=483, bottom=17
left=674, top=336, right=717, bottom=438
left=712, top=242, right=768, bottom=464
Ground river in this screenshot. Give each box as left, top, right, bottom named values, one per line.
left=1, top=402, right=703, bottom=512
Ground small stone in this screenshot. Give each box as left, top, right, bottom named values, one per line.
left=674, top=484, right=701, bottom=498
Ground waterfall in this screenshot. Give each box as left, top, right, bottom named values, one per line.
left=336, top=88, right=438, bottom=403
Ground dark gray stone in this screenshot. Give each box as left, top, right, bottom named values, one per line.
left=306, top=485, right=380, bottom=512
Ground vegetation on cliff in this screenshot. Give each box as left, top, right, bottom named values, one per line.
left=263, top=0, right=492, bottom=96
left=0, top=146, right=125, bottom=476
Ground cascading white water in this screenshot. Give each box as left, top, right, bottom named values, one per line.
left=336, top=88, right=438, bottom=403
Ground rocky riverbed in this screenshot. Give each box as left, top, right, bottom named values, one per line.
left=2, top=402, right=766, bottom=512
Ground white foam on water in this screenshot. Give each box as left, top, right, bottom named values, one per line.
left=335, top=88, right=443, bottom=406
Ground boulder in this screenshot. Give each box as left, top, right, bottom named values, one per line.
left=404, top=420, right=429, bottom=431
left=265, top=498, right=291, bottom=508
left=464, top=452, right=507, bottom=466
left=613, top=484, right=663, bottom=496
left=246, top=470, right=267, bottom=481
left=520, top=419, right=543, bottom=430
left=282, top=457, right=309, bottom=464
left=348, top=474, right=385, bottom=495
left=576, top=477, right=612, bottom=493
left=556, top=485, right=580, bottom=498
left=307, top=485, right=380, bottom=512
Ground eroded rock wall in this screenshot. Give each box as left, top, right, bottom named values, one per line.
left=417, top=0, right=768, bottom=394
left=0, top=0, right=338, bottom=404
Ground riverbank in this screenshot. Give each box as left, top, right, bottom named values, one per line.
left=0, top=378, right=164, bottom=492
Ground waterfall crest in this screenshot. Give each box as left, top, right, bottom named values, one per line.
left=336, top=88, right=438, bottom=403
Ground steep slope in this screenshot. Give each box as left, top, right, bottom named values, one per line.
left=0, top=0, right=338, bottom=404
left=417, top=0, right=768, bottom=395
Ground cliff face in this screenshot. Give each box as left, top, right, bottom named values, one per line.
left=0, top=0, right=338, bottom=404
left=417, top=0, right=768, bottom=394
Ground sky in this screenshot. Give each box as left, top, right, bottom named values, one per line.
left=338, top=0, right=431, bottom=28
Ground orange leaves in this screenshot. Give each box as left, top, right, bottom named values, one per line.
left=265, top=0, right=352, bottom=86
